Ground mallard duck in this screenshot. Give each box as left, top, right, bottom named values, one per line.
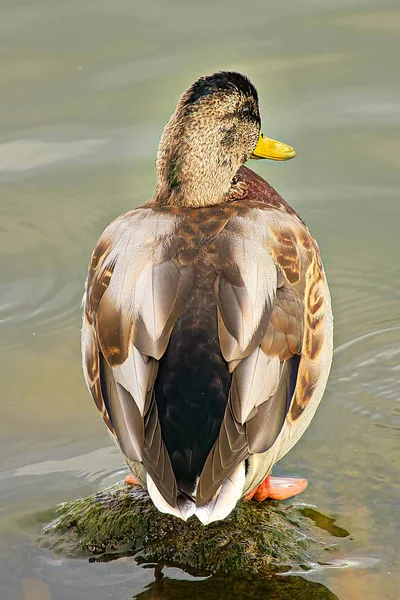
left=82, top=71, right=333, bottom=524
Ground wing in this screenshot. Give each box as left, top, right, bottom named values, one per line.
left=82, top=199, right=332, bottom=517
left=197, top=206, right=331, bottom=505
left=82, top=207, right=194, bottom=508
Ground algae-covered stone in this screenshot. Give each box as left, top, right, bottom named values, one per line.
left=39, top=482, right=329, bottom=576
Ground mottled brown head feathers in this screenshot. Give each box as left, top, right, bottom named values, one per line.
left=155, top=71, right=261, bottom=208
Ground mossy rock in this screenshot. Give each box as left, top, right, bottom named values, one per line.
left=40, top=482, right=335, bottom=576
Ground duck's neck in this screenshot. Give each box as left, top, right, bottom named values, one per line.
left=154, top=114, right=238, bottom=207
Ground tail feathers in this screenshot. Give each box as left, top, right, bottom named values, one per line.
left=146, top=463, right=245, bottom=524
left=146, top=474, right=196, bottom=521
left=195, top=462, right=246, bottom=524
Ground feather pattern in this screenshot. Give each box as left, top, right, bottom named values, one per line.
left=82, top=166, right=333, bottom=522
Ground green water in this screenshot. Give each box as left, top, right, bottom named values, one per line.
left=0, top=1, right=399, bottom=598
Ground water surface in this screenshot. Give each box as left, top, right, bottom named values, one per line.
left=1, top=1, right=399, bottom=598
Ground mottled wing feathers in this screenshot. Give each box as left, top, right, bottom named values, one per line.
left=82, top=208, right=189, bottom=505
left=91, top=214, right=194, bottom=364
left=143, top=398, right=178, bottom=507
left=100, top=356, right=144, bottom=461
left=231, top=348, right=281, bottom=425
left=197, top=203, right=330, bottom=504
left=261, top=285, right=303, bottom=360
left=82, top=315, right=114, bottom=435
left=82, top=175, right=332, bottom=515
left=289, top=245, right=329, bottom=422
left=213, top=217, right=277, bottom=362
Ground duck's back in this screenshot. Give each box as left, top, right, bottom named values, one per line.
left=155, top=257, right=229, bottom=494
left=82, top=167, right=333, bottom=518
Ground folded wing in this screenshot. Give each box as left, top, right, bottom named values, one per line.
left=82, top=202, right=330, bottom=522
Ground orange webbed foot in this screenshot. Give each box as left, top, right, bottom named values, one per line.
left=244, top=474, right=308, bottom=502
left=124, top=474, right=141, bottom=486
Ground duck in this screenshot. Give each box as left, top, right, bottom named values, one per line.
left=82, top=71, right=333, bottom=525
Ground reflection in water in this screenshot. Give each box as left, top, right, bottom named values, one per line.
left=299, top=507, right=350, bottom=538
left=135, top=571, right=339, bottom=600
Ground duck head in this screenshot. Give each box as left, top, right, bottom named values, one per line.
left=155, top=71, right=296, bottom=207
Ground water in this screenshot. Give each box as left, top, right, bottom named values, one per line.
left=1, top=0, right=399, bottom=598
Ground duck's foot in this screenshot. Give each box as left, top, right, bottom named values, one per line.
left=244, top=474, right=308, bottom=502
left=124, top=474, right=141, bottom=486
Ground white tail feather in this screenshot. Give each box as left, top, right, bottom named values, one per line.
left=146, top=474, right=196, bottom=521
left=194, top=463, right=246, bottom=525
left=147, top=463, right=245, bottom=524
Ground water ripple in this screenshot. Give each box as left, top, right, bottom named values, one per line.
left=0, top=189, right=109, bottom=348
left=331, top=326, right=400, bottom=436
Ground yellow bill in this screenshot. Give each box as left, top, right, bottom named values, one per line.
left=250, top=132, right=296, bottom=161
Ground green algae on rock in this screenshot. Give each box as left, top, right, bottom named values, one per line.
left=39, top=482, right=327, bottom=575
